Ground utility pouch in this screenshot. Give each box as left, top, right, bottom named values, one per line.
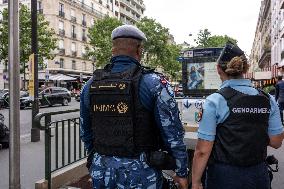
left=146, top=151, right=176, bottom=170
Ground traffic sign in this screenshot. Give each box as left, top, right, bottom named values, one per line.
left=45, top=69, right=49, bottom=81
left=28, top=54, right=35, bottom=100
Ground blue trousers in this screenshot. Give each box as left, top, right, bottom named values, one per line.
left=205, top=162, right=270, bottom=189
left=89, top=153, right=163, bottom=189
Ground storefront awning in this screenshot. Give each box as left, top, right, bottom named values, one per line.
left=49, top=74, right=76, bottom=81
left=66, top=74, right=92, bottom=79
left=23, top=73, right=77, bottom=81
left=254, top=71, right=272, bottom=80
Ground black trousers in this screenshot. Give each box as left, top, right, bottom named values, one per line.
left=205, top=163, right=270, bottom=189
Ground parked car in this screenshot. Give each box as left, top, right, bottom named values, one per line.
left=21, top=87, right=72, bottom=108
left=0, top=90, right=30, bottom=109
left=39, top=87, right=71, bottom=107
left=19, top=91, right=32, bottom=109
left=0, top=90, right=8, bottom=108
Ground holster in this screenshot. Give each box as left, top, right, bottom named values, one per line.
left=86, top=150, right=95, bottom=170
left=146, top=151, right=176, bottom=170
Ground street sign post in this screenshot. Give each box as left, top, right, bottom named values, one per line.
left=45, top=69, right=49, bottom=82
left=28, top=54, right=35, bottom=100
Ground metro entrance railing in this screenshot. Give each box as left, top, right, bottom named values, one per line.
left=34, top=109, right=87, bottom=189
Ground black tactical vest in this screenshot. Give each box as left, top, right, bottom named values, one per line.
left=211, top=87, right=270, bottom=166
left=89, top=64, right=162, bottom=157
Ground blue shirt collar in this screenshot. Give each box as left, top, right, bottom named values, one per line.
left=110, top=55, right=140, bottom=73
left=220, top=79, right=253, bottom=89
left=110, top=55, right=140, bottom=65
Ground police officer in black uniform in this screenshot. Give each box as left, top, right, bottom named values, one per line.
left=191, top=42, right=284, bottom=189
left=80, top=25, right=188, bottom=188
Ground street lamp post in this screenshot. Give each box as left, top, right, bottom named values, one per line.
left=31, top=0, right=40, bottom=142
left=8, top=0, right=21, bottom=188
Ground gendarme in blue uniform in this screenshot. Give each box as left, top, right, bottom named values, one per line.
left=198, top=79, right=283, bottom=141
left=198, top=79, right=284, bottom=189
left=80, top=56, right=188, bottom=188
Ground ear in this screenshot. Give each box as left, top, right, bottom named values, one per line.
left=136, top=45, right=143, bottom=58
left=217, top=64, right=223, bottom=75
left=111, top=47, right=115, bottom=55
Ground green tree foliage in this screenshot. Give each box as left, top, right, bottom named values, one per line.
left=88, top=16, right=181, bottom=78
left=194, top=29, right=237, bottom=48
left=162, top=44, right=182, bottom=80
left=194, top=29, right=211, bottom=48
left=88, top=16, right=122, bottom=67
left=136, top=17, right=181, bottom=79
left=0, top=5, right=57, bottom=72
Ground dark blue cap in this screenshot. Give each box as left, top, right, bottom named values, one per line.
left=217, top=41, right=244, bottom=66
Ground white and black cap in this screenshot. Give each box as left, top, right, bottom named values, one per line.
left=111, top=25, right=147, bottom=41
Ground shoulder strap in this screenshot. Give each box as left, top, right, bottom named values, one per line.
left=93, top=69, right=109, bottom=81
left=216, top=87, right=238, bottom=100
left=257, top=89, right=270, bottom=99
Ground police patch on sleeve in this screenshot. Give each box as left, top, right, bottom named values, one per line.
left=196, top=108, right=203, bottom=122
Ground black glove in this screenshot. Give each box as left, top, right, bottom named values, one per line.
left=146, top=151, right=176, bottom=170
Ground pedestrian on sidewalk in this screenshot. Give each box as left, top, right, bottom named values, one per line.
left=191, top=42, right=284, bottom=189
left=80, top=25, right=188, bottom=189
left=275, top=75, right=284, bottom=124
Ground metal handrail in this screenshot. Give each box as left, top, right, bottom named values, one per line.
left=34, top=109, right=81, bottom=189
left=34, top=109, right=80, bottom=130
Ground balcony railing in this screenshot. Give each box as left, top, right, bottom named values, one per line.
left=119, top=8, right=137, bottom=22
left=81, top=2, right=85, bottom=8
left=258, top=48, right=271, bottom=68
left=58, top=49, right=65, bottom=55
left=59, top=29, right=65, bottom=37
left=71, top=16, right=77, bottom=23
left=67, top=0, right=105, bottom=19
left=59, top=11, right=65, bottom=18
left=120, top=0, right=144, bottom=14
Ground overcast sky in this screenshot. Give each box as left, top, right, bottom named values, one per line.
left=143, top=0, right=262, bottom=55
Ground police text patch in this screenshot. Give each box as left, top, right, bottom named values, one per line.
left=232, top=107, right=270, bottom=114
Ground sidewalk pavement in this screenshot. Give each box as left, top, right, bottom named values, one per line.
left=0, top=132, right=91, bottom=189
left=0, top=133, right=45, bottom=189
left=65, top=175, right=92, bottom=189
left=1, top=133, right=283, bottom=189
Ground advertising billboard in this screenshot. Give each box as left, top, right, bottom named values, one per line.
left=181, top=48, right=223, bottom=97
